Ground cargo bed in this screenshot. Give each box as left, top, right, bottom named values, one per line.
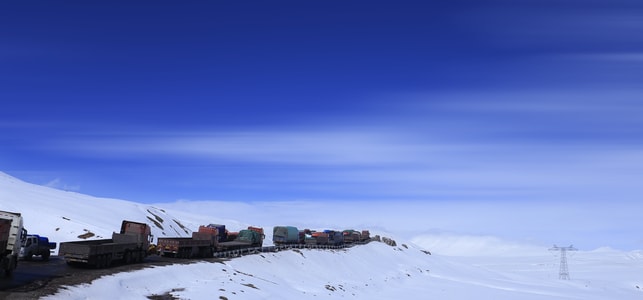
left=58, top=238, right=143, bottom=267
left=157, top=237, right=215, bottom=258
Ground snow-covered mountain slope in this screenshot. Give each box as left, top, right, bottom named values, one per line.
left=0, top=172, right=241, bottom=248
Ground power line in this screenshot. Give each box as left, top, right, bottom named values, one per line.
left=549, top=244, right=577, bottom=280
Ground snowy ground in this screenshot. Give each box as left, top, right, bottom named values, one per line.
left=3, top=171, right=643, bottom=299
left=43, top=244, right=643, bottom=300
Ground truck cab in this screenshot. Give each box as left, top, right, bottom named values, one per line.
left=20, top=234, right=56, bottom=261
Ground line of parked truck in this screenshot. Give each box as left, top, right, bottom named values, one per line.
left=272, top=226, right=370, bottom=246
left=155, top=224, right=371, bottom=260
left=1, top=210, right=373, bottom=273
left=1, top=211, right=155, bottom=274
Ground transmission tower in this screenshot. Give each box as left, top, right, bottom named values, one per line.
left=549, top=244, right=577, bottom=280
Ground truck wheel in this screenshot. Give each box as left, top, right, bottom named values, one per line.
left=103, top=255, right=110, bottom=268
left=100, top=255, right=108, bottom=268
left=5, top=259, right=17, bottom=276
left=24, top=253, right=33, bottom=261
left=42, top=252, right=50, bottom=261
left=94, top=255, right=103, bottom=268
left=124, top=251, right=132, bottom=264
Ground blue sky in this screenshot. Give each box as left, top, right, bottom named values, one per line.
left=2, top=0, right=643, bottom=210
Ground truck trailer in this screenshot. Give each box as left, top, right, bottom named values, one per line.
left=217, top=227, right=264, bottom=251
left=157, top=225, right=219, bottom=258
left=273, top=226, right=300, bottom=245
left=0, top=210, right=26, bottom=276
left=59, top=220, right=153, bottom=268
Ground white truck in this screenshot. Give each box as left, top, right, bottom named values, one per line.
left=0, top=210, right=26, bottom=276
left=20, top=234, right=56, bottom=261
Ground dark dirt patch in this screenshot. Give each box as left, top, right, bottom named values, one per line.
left=172, top=219, right=189, bottom=235
left=241, top=283, right=258, bottom=289
left=292, top=249, right=305, bottom=258
left=146, top=216, right=164, bottom=230
left=77, top=230, right=95, bottom=239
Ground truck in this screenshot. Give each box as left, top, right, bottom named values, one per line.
left=157, top=225, right=219, bottom=258
left=20, top=234, right=57, bottom=261
left=342, top=229, right=361, bottom=244
left=218, top=226, right=264, bottom=251
left=0, top=210, right=26, bottom=276
left=273, top=226, right=300, bottom=245
left=58, top=220, right=153, bottom=268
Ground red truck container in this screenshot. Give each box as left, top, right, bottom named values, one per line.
left=198, top=225, right=218, bottom=236
left=342, top=230, right=361, bottom=244
left=311, top=232, right=329, bottom=245
left=226, top=232, right=239, bottom=242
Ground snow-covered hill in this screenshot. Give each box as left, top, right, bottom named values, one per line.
left=3, top=171, right=643, bottom=299
left=0, top=171, right=249, bottom=247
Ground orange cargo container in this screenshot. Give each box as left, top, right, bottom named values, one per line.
left=198, top=225, right=218, bottom=236
left=226, top=232, right=239, bottom=242
left=311, top=232, right=329, bottom=245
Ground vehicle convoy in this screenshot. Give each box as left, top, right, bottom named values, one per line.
left=274, top=226, right=365, bottom=246
left=20, top=234, right=57, bottom=261
left=0, top=210, right=26, bottom=276
left=58, top=220, right=153, bottom=268
left=157, top=224, right=265, bottom=258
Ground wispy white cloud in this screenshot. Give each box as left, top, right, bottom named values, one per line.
left=43, top=89, right=643, bottom=204
left=574, top=52, right=643, bottom=62
left=411, top=89, right=643, bottom=120
left=54, top=129, right=429, bottom=166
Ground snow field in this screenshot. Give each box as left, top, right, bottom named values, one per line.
left=44, top=242, right=435, bottom=300
left=43, top=241, right=643, bottom=300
